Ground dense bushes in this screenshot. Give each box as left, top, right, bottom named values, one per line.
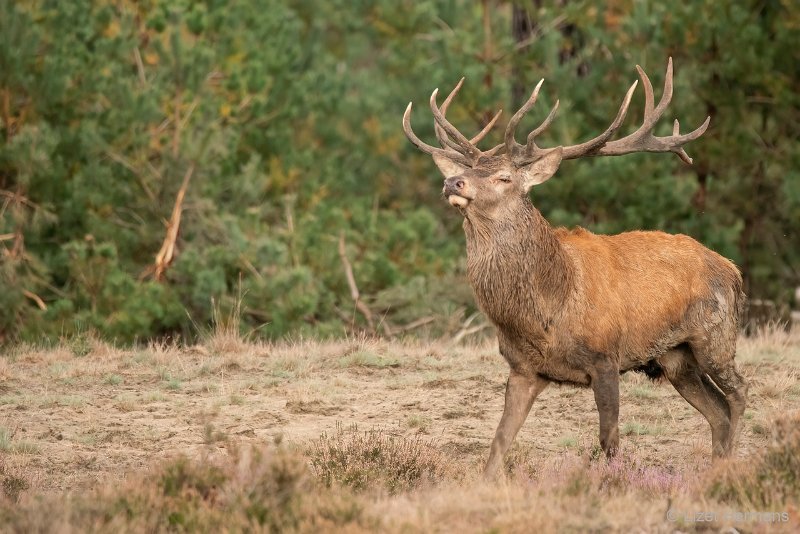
left=1, top=1, right=798, bottom=343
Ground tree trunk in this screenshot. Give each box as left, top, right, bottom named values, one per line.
left=511, top=3, right=537, bottom=110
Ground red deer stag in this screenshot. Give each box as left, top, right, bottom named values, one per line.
left=402, top=59, right=747, bottom=477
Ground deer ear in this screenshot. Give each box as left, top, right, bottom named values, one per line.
left=520, top=147, right=563, bottom=192
left=432, top=153, right=469, bottom=178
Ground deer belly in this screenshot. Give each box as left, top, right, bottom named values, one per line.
left=536, top=345, right=593, bottom=386
left=536, top=367, right=592, bottom=387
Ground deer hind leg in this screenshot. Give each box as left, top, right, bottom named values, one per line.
left=696, top=360, right=747, bottom=455
left=483, top=372, right=549, bottom=479
left=714, top=365, right=747, bottom=446
left=689, top=332, right=748, bottom=456
left=659, top=346, right=732, bottom=458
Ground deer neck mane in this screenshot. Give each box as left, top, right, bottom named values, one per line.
left=462, top=198, right=576, bottom=333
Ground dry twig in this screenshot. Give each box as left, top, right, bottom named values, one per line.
left=22, top=289, right=47, bottom=310
left=449, top=312, right=492, bottom=346
left=152, top=165, right=194, bottom=281
left=338, top=232, right=375, bottom=332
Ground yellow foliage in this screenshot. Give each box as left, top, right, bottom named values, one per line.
left=103, top=20, right=120, bottom=39
left=365, top=116, right=400, bottom=156
left=226, top=52, right=246, bottom=66
left=266, top=156, right=301, bottom=193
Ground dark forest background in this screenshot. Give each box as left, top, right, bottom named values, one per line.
left=1, top=0, right=798, bottom=343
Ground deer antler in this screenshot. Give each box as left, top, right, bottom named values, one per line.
left=506, top=58, right=710, bottom=165
left=433, top=79, right=503, bottom=156
left=583, top=58, right=711, bottom=164
left=404, top=58, right=709, bottom=169
left=402, top=80, right=503, bottom=166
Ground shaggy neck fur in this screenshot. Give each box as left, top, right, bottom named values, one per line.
left=463, top=197, right=576, bottom=338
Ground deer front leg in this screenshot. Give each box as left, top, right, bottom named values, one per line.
left=591, top=361, right=620, bottom=457
left=483, top=372, right=549, bottom=479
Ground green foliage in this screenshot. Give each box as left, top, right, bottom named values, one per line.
left=0, top=0, right=797, bottom=342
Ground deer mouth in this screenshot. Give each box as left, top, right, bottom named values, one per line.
left=447, top=194, right=471, bottom=208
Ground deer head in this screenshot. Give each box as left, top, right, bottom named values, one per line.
left=402, top=58, right=710, bottom=219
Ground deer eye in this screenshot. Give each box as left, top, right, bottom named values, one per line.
left=495, top=176, right=512, bottom=183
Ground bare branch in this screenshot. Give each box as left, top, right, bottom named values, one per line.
left=133, top=47, right=147, bottom=86
left=22, top=289, right=47, bottom=310
left=153, top=164, right=194, bottom=281
left=338, top=232, right=375, bottom=331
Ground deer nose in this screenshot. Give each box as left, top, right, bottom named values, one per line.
left=443, top=177, right=466, bottom=196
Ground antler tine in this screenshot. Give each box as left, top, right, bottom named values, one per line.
left=672, top=119, right=691, bottom=164
left=561, top=80, right=638, bottom=160
left=434, top=79, right=467, bottom=152
left=402, top=102, right=472, bottom=166
left=504, top=78, right=544, bottom=155
left=524, top=99, right=560, bottom=158
left=429, top=89, right=481, bottom=159
left=631, top=57, right=672, bottom=137
left=434, top=79, right=502, bottom=149
left=636, top=65, right=655, bottom=122
left=667, top=116, right=711, bottom=164
left=471, top=109, right=503, bottom=145
left=654, top=57, right=674, bottom=118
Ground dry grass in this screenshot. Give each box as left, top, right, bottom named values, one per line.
left=1, top=417, right=798, bottom=532
left=0, top=326, right=799, bottom=532
left=1, top=445, right=372, bottom=532
left=308, top=423, right=456, bottom=494
left=706, top=411, right=800, bottom=509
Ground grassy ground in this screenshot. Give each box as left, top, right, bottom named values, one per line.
left=0, top=326, right=799, bottom=532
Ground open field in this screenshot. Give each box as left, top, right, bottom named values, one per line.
left=1, top=327, right=799, bottom=532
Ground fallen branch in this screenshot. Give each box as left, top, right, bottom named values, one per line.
left=0, top=190, right=38, bottom=209
left=397, top=315, right=436, bottom=333
left=449, top=312, right=492, bottom=346
left=22, top=289, right=47, bottom=310
left=338, top=232, right=375, bottom=332
left=153, top=164, right=194, bottom=281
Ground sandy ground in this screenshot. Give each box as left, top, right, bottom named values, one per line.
left=1, top=329, right=798, bottom=493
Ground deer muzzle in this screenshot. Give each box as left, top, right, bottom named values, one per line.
left=443, top=177, right=472, bottom=208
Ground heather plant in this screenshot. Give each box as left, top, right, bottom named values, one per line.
left=308, top=424, right=457, bottom=494
left=0, top=445, right=369, bottom=532
left=706, top=411, right=800, bottom=507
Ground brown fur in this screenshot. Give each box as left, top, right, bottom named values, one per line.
left=466, top=200, right=744, bottom=385
left=404, top=63, right=746, bottom=477
left=437, top=156, right=748, bottom=478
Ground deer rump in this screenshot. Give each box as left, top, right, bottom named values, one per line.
left=541, top=228, right=744, bottom=386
